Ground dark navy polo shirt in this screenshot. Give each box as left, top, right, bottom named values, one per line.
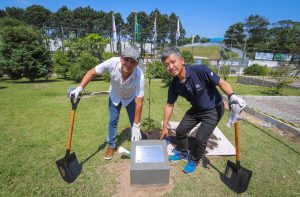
left=167, top=64, right=223, bottom=111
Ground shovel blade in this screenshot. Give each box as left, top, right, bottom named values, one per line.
left=222, top=160, right=252, bottom=193
left=56, top=152, right=82, bottom=183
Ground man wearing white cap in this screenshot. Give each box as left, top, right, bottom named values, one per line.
left=71, top=47, right=144, bottom=160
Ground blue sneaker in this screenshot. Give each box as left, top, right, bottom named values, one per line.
left=169, top=152, right=187, bottom=162
left=183, top=159, right=198, bottom=174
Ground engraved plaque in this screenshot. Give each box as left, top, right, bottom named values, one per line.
left=135, top=145, right=164, bottom=163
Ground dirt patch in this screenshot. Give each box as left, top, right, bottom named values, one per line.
left=106, top=160, right=174, bottom=197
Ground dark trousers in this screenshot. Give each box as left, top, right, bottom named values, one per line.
left=176, top=102, right=224, bottom=163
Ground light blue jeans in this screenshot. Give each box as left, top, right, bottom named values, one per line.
left=107, top=97, right=135, bottom=148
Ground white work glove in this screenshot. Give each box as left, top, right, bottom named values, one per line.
left=227, top=93, right=246, bottom=127
left=229, top=93, right=246, bottom=110
left=70, top=86, right=83, bottom=99
left=131, top=123, right=142, bottom=141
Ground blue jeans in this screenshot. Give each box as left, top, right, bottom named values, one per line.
left=107, top=97, right=135, bottom=148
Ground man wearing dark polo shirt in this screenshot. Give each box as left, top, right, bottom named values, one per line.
left=160, top=47, right=246, bottom=174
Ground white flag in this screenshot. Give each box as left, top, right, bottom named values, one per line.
left=176, top=17, right=180, bottom=40
left=112, top=13, right=117, bottom=41
left=152, top=15, right=157, bottom=43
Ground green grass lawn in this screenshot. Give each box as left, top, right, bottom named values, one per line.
left=0, top=77, right=299, bottom=196
left=180, top=46, right=239, bottom=59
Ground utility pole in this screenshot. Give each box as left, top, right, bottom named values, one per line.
left=60, top=26, right=65, bottom=52
left=243, top=38, right=247, bottom=67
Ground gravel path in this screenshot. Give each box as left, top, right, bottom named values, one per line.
left=241, top=96, right=300, bottom=127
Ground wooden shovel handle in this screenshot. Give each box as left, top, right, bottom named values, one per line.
left=235, top=122, right=241, bottom=163
left=66, top=110, right=76, bottom=150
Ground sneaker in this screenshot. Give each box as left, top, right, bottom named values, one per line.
left=104, top=147, right=115, bottom=160
left=169, top=152, right=188, bottom=162
left=183, top=159, right=198, bottom=174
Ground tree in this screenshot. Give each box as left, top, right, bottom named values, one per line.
left=194, top=35, right=200, bottom=43
left=150, top=10, right=169, bottom=48
left=65, top=33, right=109, bottom=62
left=68, top=53, right=98, bottom=82
left=269, top=20, right=300, bottom=53
left=5, top=7, right=25, bottom=20
left=0, top=17, right=27, bottom=27
left=126, top=11, right=151, bottom=51
left=224, top=22, right=245, bottom=49
left=51, top=6, right=74, bottom=38
left=178, top=37, right=192, bottom=46
left=53, top=50, right=71, bottom=78
left=0, top=24, right=52, bottom=81
left=24, top=5, right=51, bottom=28
left=63, top=33, right=110, bottom=81
left=200, top=37, right=209, bottom=43
left=72, top=6, right=97, bottom=37
left=0, top=9, right=5, bottom=18
left=168, top=13, right=185, bottom=46
left=244, top=15, right=270, bottom=55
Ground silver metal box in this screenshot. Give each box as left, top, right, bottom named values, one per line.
left=130, top=140, right=170, bottom=185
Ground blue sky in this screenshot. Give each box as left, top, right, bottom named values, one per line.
left=1, top=0, right=300, bottom=38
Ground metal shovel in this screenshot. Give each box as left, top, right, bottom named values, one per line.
left=56, top=93, right=82, bottom=183
left=223, top=121, right=252, bottom=193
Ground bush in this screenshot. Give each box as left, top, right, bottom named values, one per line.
left=267, top=66, right=294, bottom=95
left=68, top=53, right=98, bottom=82
left=146, top=61, right=165, bottom=79
left=181, top=50, right=194, bottom=64
left=220, top=65, right=231, bottom=80
left=53, top=50, right=71, bottom=79
left=244, top=64, right=269, bottom=76
left=145, top=61, right=172, bottom=86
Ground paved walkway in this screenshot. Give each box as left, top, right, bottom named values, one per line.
left=241, top=96, right=300, bottom=128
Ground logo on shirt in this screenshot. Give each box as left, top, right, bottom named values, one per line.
left=210, top=71, right=214, bottom=76
left=195, top=84, right=202, bottom=92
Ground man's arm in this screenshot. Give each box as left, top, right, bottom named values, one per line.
left=218, top=78, right=234, bottom=97
left=79, top=67, right=98, bottom=89
left=131, top=96, right=144, bottom=141
left=70, top=67, right=98, bottom=98
left=160, top=103, right=174, bottom=140
left=134, top=96, right=144, bottom=124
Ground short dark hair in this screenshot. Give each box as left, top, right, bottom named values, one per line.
left=160, top=47, right=182, bottom=62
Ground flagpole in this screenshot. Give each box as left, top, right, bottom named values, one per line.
left=112, top=12, right=115, bottom=53
left=176, top=16, right=180, bottom=47
left=152, top=13, right=157, bottom=60
left=134, top=12, right=138, bottom=46
left=133, top=12, right=136, bottom=45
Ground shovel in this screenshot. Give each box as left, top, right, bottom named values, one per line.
left=223, top=121, right=252, bottom=193
left=56, top=92, right=82, bottom=183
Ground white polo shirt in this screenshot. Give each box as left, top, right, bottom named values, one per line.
left=95, top=57, right=144, bottom=107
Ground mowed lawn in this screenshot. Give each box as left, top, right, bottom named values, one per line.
left=180, top=46, right=239, bottom=59
left=0, top=77, right=299, bottom=196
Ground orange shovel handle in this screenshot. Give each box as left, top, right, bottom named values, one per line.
left=235, top=122, right=241, bottom=163
left=66, top=110, right=76, bottom=150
